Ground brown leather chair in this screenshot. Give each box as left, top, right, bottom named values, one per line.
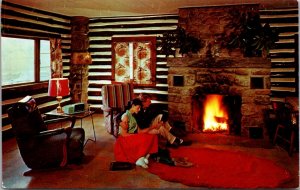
left=7, top=96, right=85, bottom=170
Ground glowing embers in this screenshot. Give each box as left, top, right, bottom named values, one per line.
left=203, top=94, right=228, bottom=132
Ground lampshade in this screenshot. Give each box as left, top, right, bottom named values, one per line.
left=48, top=78, right=70, bottom=97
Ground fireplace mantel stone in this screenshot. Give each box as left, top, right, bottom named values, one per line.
left=167, top=57, right=271, bottom=138
left=167, top=57, right=271, bottom=68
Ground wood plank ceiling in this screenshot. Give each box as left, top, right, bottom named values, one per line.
left=4, top=0, right=299, bottom=17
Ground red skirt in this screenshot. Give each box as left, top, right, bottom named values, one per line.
left=114, top=133, right=158, bottom=163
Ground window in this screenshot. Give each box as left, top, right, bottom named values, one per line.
left=1, top=37, right=51, bottom=86
left=112, top=36, right=156, bottom=86
left=40, top=40, right=51, bottom=81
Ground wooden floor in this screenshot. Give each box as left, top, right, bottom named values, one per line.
left=2, top=113, right=299, bottom=188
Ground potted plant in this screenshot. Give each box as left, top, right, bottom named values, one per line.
left=159, top=26, right=204, bottom=57
left=175, top=26, right=204, bottom=56
left=252, top=22, right=279, bottom=57
left=158, top=32, right=177, bottom=57
left=222, top=10, right=279, bottom=57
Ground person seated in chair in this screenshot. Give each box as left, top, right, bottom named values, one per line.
left=135, top=93, right=191, bottom=148
left=114, top=98, right=159, bottom=169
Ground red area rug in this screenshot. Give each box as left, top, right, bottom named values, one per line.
left=147, top=147, right=292, bottom=188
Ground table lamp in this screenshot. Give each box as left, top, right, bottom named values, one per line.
left=48, top=78, right=70, bottom=113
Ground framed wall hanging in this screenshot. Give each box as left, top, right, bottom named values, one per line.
left=112, top=36, right=156, bottom=87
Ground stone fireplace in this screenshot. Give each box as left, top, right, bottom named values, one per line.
left=167, top=4, right=272, bottom=138
left=167, top=57, right=271, bottom=137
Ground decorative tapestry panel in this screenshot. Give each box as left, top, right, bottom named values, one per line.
left=112, top=36, right=156, bottom=86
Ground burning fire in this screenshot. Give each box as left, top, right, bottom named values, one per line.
left=203, top=94, right=228, bottom=132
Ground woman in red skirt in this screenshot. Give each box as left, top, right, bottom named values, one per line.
left=114, top=98, right=159, bottom=168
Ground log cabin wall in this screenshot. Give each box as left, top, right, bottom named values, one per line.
left=259, top=8, right=299, bottom=101
left=88, top=15, right=178, bottom=110
left=1, top=1, right=72, bottom=137
left=1, top=1, right=298, bottom=138
left=87, top=7, right=298, bottom=110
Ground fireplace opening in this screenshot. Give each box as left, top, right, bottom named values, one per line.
left=192, top=93, right=242, bottom=135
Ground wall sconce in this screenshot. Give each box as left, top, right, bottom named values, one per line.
left=48, top=78, right=70, bottom=113
left=71, top=52, right=92, bottom=64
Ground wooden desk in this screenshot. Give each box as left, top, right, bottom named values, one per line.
left=45, top=110, right=96, bottom=146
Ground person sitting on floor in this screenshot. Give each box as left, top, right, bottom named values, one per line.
left=135, top=93, right=190, bottom=148
left=114, top=98, right=159, bottom=169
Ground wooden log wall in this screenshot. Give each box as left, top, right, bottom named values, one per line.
left=88, top=8, right=298, bottom=110
left=260, top=7, right=299, bottom=101
left=87, top=15, right=178, bottom=110
left=1, top=1, right=72, bottom=137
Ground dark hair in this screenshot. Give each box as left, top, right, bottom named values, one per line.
left=127, top=98, right=142, bottom=109
left=138, top=93, right=152, bottom=102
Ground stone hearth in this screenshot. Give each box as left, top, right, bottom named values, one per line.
left=167, top=56, right=271, bottom=138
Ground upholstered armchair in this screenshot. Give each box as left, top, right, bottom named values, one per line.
left=7, top=96, right=85, bottom=170
left=272, top=101, right=299, bottom=156
left=101, top=83, right=134, bottom=137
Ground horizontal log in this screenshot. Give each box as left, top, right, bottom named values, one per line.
left=89, top=29, right=175, bottom=37
left=270, top=73, right=298, bottom=78
left=2, top=1, right=70, bottom=19
left=1, top=28, right=61, bottom=38
left=259, top=9, right=298, bottom=16
left=270, top=52, right=296, bottom=58
left=271, top=91, right=297, bottom=97
left=89, top=68, right=112, bottom=73
left=88, top=91, right=101, bottom=97
left=2, top=18, right=69, bottom=34
left=89, top=15, right=178, bottom=24
left=2, top=8, right=70, bottom=26
left=260, top=16, right=298, bottom=24
left=89, top=47, right=112, bottom=52
left=271, top=83, right=297, bottom=87
left=271, top=62, right=297, bottom=68
left=274, top=26, right=298, bottom=33
left=2, top=82, right=48, bottom=100
left=90, top=22, right=177, bottom=30
left=273, top=43, right=297, bottom=49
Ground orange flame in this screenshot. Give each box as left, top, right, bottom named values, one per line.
left=203, top=94, right=228, bottom=132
